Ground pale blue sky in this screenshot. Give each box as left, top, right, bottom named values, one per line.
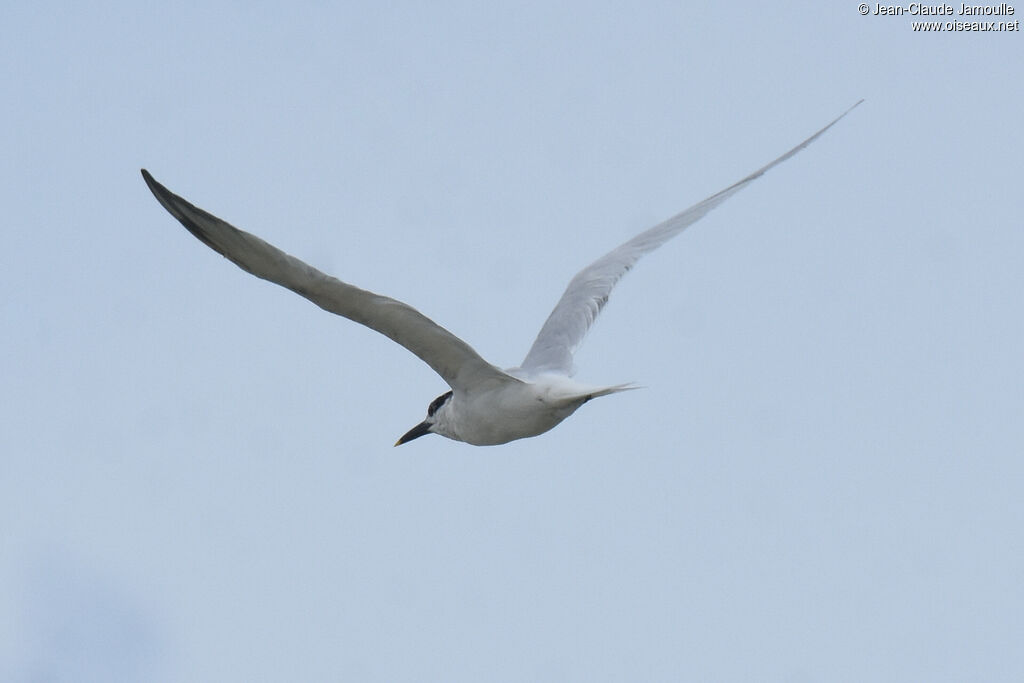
left=2, top=3, right=1022, bottom=681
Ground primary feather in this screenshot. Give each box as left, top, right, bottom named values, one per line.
left=519, top=100, right=863, bottom=375
left=141, top=170, right=516, bottom=393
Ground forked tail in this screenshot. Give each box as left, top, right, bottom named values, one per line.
left=581, top=382, right=642, bottom=402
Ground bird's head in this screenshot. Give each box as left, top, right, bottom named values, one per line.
left=394, top=390, right=454, bottom=446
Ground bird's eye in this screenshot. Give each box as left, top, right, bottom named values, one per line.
left=428, top=391, right=453, bottom=417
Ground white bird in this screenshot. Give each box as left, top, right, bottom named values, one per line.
left=142, top=101, right=861, bottom=446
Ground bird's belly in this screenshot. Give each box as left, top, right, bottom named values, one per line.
left=453, top=384, right=585, bottom=446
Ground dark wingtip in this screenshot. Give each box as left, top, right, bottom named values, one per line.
left=139, top=169, right=227, bottom=256
left=139, top=168, right=178, bottom=214
left=140, top=169, right=165, bottom=200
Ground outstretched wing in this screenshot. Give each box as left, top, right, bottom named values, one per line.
left=520, top=100, right=863, bottom=375
left=142, top=170, right=516, bottom=393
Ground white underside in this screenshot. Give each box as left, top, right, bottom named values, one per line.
left=434, top=373, right=635, bottom=446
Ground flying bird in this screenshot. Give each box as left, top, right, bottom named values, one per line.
left=142, top=101, right=861, bottom=446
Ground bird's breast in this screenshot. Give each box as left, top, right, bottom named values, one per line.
left=447, top=380, right=588, bottom=446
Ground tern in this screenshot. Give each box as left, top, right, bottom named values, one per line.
left=142, top=101, right=860, bottom=446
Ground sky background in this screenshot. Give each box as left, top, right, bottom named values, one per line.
left=2, top=2, right=1022, bottom=681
